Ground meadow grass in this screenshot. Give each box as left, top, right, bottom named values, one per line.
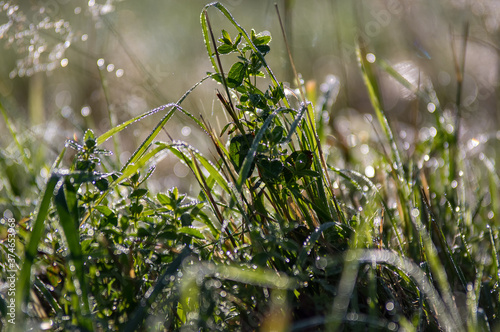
left=1, top=2, right=499, bottom=331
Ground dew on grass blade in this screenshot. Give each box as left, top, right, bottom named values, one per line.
left=360, top=144, right=370, bottom=155
left=40, top=320, right=54, bottom=330
left=385, top=301, right=395, bottom=312
left=427, top=102, right=436, bottom=113
left=366, top=53, right=376, bottom=63
left=365, top=165, right=375, bottom=178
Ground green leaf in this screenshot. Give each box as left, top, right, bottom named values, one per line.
left=84, top=129, right=96, bottom=149
left=233, top=33, right=242, bottom=46
left=157, top=192, right=171, bottom=207
left=66, top=139, right=83, bottom=151
left=295, top=169, right=320, bottom=178
left=217, top=44, right=234, bottom=54
left=296, top=151, right=313, bottom=171
left=93, top=178, right=109, bottom=191
left=256, top=44, right=270, bottom=55
left=130, top=202, right=144, bottom=215
left=95, top=205, right=115, bottom=217
left=227, top=62, right=247, bottom=88
left=130, top=188, right=148, bottom=198
left=96, top=103, right=175, bottom=146
left=229, top=133, right=254, bottom=173
left=137, top=226, right=151, bottom=237
left=181, top=213, right=192, bottom=227
left=158, top=231, right=177, bottom=240
left=84, top=128, right=95, bottom=141
left=257, top=159, right=283, bottom=182
left=253, top=35, right=271, bottom=45
left=209, top=72, right=223, bottom=83
left=178, top=226, right=205, bottom=239
left=270, top=126, right=285, bottom=144
left=221, top=29, right=231, bottom=44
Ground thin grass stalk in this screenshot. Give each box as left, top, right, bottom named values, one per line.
left=356, top=42, right=404, bottom=184
left=16, top=174, right=60, bottom=327
left=102, top=15, right=168, bottom=104
left=189, top=150, right=237, bottom=249
left=97, top=66, right=121, bottom=166
left=0, top=100, right=34, bottom=175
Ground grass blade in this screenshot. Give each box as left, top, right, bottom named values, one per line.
left=53, top=179, right=92, bottom=330
left=356, top=42, right=404, bottom=182
left=16, top=174, right=60, bottom=323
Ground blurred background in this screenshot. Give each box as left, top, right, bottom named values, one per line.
left=0, top=0, right=499, bottom=194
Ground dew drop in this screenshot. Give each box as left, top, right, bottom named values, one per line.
left=385, top=301, right=394, bottom=311
left=81, top=105, right=91, bottom=117
left=427, top=103, right=436, bottom=113
left=181, top=126, right=192, bottom=137
left=365, top=165, right=375, bottom=178
left=366, top=53, right=376, bottom=63
left=360, top=144, right=370, bottom=155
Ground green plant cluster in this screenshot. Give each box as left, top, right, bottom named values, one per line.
left=0, top=2, right=499, bottom=332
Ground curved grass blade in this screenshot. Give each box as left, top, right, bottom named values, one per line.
left=97, top=74, right=212, bottom=171
left=0, top=99, right=33, bottom=174
left=378, top=59, right=443, bottom=120
left=356, top=42, right=404, bottom=183
left=16, top=173, right=60, bottom=324
left=296, top=222, right=338, bottom=268
left=180, top=261, right=297, bottom=327
left=328, top=249, right=464, bottom=332
left=330, top=166, right=404, bottom=253
left=282, top=104, right=307, bottom=145
left=161, top=141, right=230, bottom=195
left=53, top=180, right=92, bottom=329
left=96, top=103, right=173, bottom=146
left=34, top=277, right=63, bottom=314
left=420, top=188, right=468, bottom=291
left=112, top=143, right=171, bottom=187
